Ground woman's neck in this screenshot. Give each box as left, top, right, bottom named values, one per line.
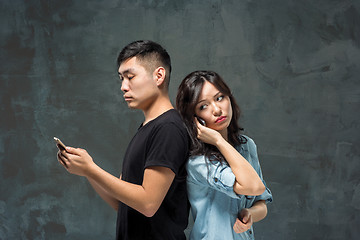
left=219, top=128, right=228, bottom=142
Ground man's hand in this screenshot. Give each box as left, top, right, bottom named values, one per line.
left=57, top=146, right=95, bottom=177
left=233, top=208, right=253, bottom=234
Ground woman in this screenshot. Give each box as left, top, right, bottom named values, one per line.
left=176, top=71, right=272, bottom=240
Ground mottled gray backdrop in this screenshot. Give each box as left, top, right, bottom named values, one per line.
left=1, top=0, right=359, bottom=239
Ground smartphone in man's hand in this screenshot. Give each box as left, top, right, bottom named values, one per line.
left=53, top=137, right=67, bottom=151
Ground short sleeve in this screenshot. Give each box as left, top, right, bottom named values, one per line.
left=144, top=122, right=188, bottom=175
left=187, top=156, right=241, bottom=199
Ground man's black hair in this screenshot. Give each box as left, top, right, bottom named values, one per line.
left=117, top=40, right=172, bottom=83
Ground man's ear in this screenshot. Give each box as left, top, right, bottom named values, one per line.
left=154, top=67, right=166, bottom=87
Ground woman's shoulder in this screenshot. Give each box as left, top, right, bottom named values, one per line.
left=186, top=155, right=211, bottom=178
left=238, top=134, right=257, bottom=152
left=187, top=154, right=222, bottom=170
left=239, top=134, right=256, bottom=145
left=188, top=154, right=205, bottom=161
left=187, top=155, right=207, bottom=167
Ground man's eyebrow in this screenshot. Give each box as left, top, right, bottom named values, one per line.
left=118, top=68, right=135, bottom=76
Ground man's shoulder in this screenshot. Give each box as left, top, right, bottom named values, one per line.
left=156, top=109, right=182, bottom=122
left=153, top=109, right=187, bottom=131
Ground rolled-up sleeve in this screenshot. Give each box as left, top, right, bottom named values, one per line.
left=244, top=137, right=273, bottom=204
left=187, top=156, right=241, bottom=199
left=187, top=136, right=273, bottom=203
left=254, top=186, right=273, bottom=203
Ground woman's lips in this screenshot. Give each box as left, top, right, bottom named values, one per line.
left=215, top=116, right=227, bottom=123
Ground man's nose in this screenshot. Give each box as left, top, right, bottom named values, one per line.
left=121, top=79, right=129, bottom=92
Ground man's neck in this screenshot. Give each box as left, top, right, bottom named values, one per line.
left=142, top=95, right=174, bottom=125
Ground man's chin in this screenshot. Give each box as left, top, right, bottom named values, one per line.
left=126, top=102, right=139, bottom=109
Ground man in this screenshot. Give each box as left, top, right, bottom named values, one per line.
left=57, top=40, right=189, bottom=239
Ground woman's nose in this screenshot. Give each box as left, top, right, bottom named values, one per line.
left=212, top=103, right=222, bottom=116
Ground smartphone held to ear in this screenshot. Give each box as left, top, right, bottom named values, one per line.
left=196, top=116, right=206, bottom=126
left=54, top=137, right=67, bottom=151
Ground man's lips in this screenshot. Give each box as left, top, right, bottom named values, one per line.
left=123, top=95, right=133, bottom=101
left=215, top=116, right=227, bottom=123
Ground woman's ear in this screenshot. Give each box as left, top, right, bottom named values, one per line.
left=154, top=67, right=166, bottom=86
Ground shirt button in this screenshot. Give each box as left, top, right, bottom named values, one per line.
left=214, top=178, right=218, bottom=182
left=249, top=230, right=252, bottom=234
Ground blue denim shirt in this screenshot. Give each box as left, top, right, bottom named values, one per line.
left=187, top=135, right=272, bottom=240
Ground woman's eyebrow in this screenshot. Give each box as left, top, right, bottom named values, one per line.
left=197, top=91, right=222, bottom=105
left=197, top=99, right=206, bottom=105
left=214, top=91, right=222, bottom=97
left=196, top=91, right=223, bottom=104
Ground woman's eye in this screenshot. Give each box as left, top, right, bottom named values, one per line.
left=217, top=95, right=224, bottom=101
left=199, top=105, right=207, bottom=111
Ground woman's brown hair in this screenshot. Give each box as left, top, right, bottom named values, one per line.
left=176, top=70, right=246, bottom=163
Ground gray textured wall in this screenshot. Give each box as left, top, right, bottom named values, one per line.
left=1, top=0, right=360, bottom=239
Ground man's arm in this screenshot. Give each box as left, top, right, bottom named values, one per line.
left=58, top=150, right=119, bottom=210
left=87, top=178, right=120, bottom=211
left=58, top=147, right=175, bottom=217
left=88, top=165, right=174, bottom=217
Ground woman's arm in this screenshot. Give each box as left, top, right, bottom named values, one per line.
left=233, top=200, right=268, bottom=234
left=216, top=138, right=265, bottom=195
left=196, top=121, right=265, bottom=196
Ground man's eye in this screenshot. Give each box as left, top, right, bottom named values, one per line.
left=128, top=76, right=134, bottom=80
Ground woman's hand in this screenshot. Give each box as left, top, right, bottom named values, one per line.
left=233, top=208, right=253, bottom=234
left=57, top=146, right=95, bottom=177
left=195, top=117, right=223, bottom=146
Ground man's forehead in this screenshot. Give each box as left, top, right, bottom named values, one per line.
left=118, top=57, right=143, bottom=74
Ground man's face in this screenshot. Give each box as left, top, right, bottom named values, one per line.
left=118, top=57, right=158, bottom=111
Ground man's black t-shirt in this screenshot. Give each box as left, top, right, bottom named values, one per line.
left=116, top=109, right=190, bottom=240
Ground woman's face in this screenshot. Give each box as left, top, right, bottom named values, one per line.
left=194, top=81, right=233, bottom=134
